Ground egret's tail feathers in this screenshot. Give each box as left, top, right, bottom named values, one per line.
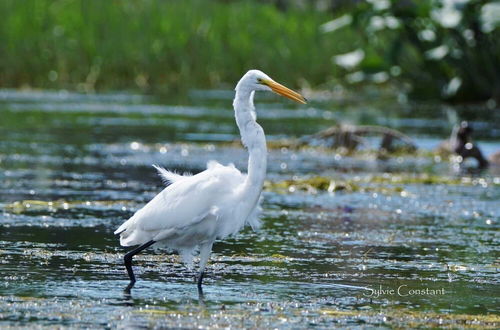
left=114, top=221, right=147, bottom=247
left=152, top=165, right=186, bottom=185
left=207, top=160, right=225, bottom=170
left=114, top=222, right=129, bottom=236
left=114, top=228, right=126, bottom=236
left=114, top=217, right=137, bottom=245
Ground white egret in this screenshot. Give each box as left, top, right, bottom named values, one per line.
left=115, top=70, right=306, bottom=292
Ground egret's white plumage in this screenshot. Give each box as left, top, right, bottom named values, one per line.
left=115, top=70, right=306, bottom=290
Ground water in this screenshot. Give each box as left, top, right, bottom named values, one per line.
left=0, top=89, right=499, bottom=328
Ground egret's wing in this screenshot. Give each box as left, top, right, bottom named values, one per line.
left=152, top=164, right=191, bottom=185
left=115, top=161, right=244, bottom=246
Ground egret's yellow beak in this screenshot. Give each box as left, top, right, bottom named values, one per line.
left=260, top=79, right=307, bottom=104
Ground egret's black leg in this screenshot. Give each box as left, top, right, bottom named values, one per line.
left=195, top=242, right=212, bottom=295
left=197, top=271, right=205, bottom=299
left=197, top=271, right=205, bottom=291
left=198, top=278, right=206, bottom=305
left=123, top=240, right=156, bottom=292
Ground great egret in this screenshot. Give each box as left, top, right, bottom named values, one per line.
left=115, top=70, right=306, bottom=292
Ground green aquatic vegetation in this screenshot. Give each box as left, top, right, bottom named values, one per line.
left=4, top=173, right=495, bottom=215
left=319, top=308, right=500, bottom=328
left=115, top=304, right=500, bottom=328
left=264, top=173, right=497, bottom=195
left=265, top=176, right=360, bottom=194
left=265, top=176, right=407, bottom=195
left=3, top=199, right=135, bottom=214
left=270, top=253, right=288, bottom=259
left=366, top=174, right=497, bottom=186
left=2, top=293, right=499, bottom=328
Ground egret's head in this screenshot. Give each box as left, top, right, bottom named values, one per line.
left=236, top=70, right=307, bottom=104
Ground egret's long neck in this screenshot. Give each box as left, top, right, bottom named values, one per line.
left=233, top=89, right=267, bottom=199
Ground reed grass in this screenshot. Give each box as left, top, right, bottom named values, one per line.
left=0, top=0, right=353, bottom=94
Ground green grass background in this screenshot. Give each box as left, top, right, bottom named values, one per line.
left=0, top=0, right=356, bottom=93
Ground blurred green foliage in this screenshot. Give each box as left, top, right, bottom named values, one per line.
left=0, top=0, right=350, bottom=93
left=330, top=0, right=500, bottom=102
left=0, top=0, right=498, bottom=102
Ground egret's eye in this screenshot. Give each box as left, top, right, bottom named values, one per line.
left=257, top=78, right=263, bottom=84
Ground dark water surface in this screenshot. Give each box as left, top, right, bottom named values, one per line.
left=0, top=89, right=499, bottom=328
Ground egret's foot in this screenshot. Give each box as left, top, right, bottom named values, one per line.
left=198, top=287, right=205, bottom=304
left=121, top=289, right=135, bottom=307
left=124, top=280, right=136, bottom=293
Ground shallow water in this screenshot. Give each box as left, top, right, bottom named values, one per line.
left=0, top=89, right=499, bottom=328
